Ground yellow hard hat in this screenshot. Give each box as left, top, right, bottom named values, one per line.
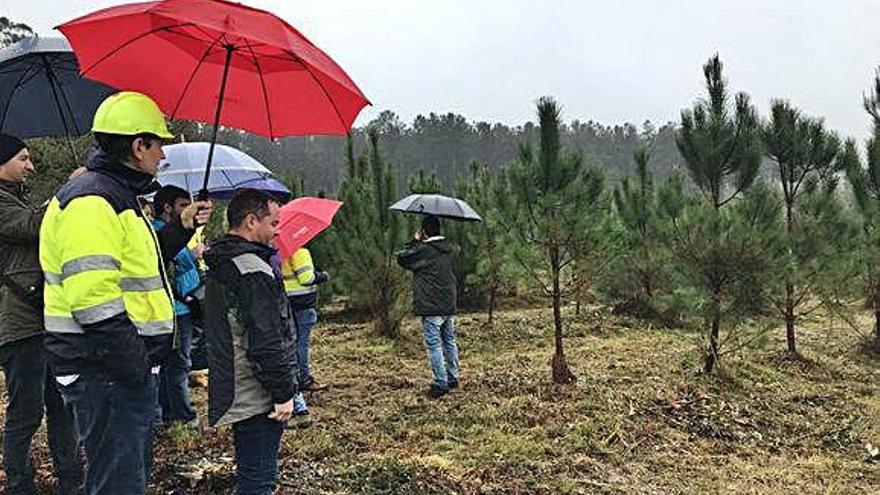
left=91, top=91, right=174, bottom=139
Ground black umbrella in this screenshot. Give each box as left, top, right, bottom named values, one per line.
left=0, top=36, right=116, bottom=163
left=389, top=194, right=482, bottom=222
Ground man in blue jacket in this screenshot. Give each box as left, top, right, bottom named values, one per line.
left=153, top=185, right=203, bottom=427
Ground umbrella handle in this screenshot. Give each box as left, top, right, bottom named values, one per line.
left=200, top=45, right=235, bottom=197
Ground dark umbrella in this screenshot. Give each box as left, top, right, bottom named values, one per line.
left=0, top=36, right=116, bottom=163
left=389, top=194, right=482, bottom=222
left=58, top=0, right=369, bottom=199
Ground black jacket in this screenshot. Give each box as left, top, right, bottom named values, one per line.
left=204, top=234, right=298, bottom=427
left=0, top=180, right=44, bottom=347
left=44, top=150, right=194, bottom=382
left=396, top=237, right=457, bottom=316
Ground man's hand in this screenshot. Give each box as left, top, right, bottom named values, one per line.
left=68, top=166, right=87, bottom=179
left=414, top=228, right=424, bottom=241
left=191, top=243, right=206, bottom=260
left=180, top=200, right=213, bottom=229
left=268, top=399, right=294, bottom=422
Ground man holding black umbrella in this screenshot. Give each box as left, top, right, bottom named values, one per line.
left=396, top=215, right=461, bottom=399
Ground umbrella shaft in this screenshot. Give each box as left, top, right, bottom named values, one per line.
left=200, top=45, right=235, bottom=200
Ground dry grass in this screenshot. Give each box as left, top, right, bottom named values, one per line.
left=3, top=304, right=879, bottom=494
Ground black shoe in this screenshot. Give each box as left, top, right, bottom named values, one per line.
left=448, top=378, right=459, bottom=389
left=427, top=385, right=449, bottom=399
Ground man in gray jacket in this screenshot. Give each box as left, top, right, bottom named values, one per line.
left=396, top=215, right=460, bottom=398
left=0, top=133, right=82, bottom=495
left=204, top=189, right=298, bottom=495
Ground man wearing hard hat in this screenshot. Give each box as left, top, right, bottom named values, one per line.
left=40, top=92, right=212, bottom=494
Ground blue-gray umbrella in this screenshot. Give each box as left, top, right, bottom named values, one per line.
left=158, top=142, right=291, bottom=200
left=0, top=36, right=115, bottom=161
left=389, top=194, right=482, bottom=222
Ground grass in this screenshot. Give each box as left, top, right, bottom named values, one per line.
left=3, top=303, right=880, bottom=494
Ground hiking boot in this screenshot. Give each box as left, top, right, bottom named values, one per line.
left=427, top=385, right=449, bottom=399
left=448, top=378, right=459, bottom=390
left=301, top=379, right=328, bottom=391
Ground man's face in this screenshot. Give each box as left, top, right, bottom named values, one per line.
left=0, top=148, right=34, bottom=183
left=130, top=137, right=165, bottom=177
left=166, top=197, right=192, bottom=221
left=251, top=201, right=280, bottom=245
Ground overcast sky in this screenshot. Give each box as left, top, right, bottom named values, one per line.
left=6, top=0, right=880, bottom=139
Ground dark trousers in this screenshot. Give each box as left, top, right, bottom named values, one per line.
left=190, top=321, right=208, bottom=371
left=158, top=314, right=197, bottom=423
left=233, top=414, right=284, bottom=495
left=58, top=372, right=156, bottom=495
left=0, top=335, right=81, bottom=495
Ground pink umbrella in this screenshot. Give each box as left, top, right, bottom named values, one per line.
left=276, top=197, right=343, bottom=259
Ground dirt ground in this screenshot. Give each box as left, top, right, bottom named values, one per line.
left=2, top=304, right=879, bottom=494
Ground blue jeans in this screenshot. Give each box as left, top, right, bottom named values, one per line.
left=159, top=314, right=197, bottom=423
left=294, top=308, right=317, bottom=386
left=0, top=335, right=82, bottom=495
left=422, top=315, right=459, bottom=390
left=233, top=414, right=285, bottom=495
left=58, top=372, right=156, bottom=495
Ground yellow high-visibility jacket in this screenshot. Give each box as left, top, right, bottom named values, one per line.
left=281, top=248, right=328, bottom=310
left=40, top=152, right=194, bottom=382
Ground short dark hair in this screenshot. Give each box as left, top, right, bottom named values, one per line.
left=153, top=185, right=191, bottom=214
left=94, top=132, right=162, bottom=162
left=227, top=189, right=279, bottom=229
left=422, top=215, right=440, bottom=237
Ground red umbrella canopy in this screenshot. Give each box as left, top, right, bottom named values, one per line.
left=276, top=197, right=343, bottom=259
left=58, top=0, right=369, bottom=138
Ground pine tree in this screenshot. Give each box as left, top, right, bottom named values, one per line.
left=608, top=147, right=672, bottom=317
left=672, top=54, right=776, bottom=373
left=762, top=101, right=843, bottom=354
left=408, top=169, right=442, bottom=194
left=500, top=97, right=606, bottom=384
left=454, top=162, right=512, bottom=321
left=331, top=130, right=407, bottom=337
left=844, top=71, right=880, bottom=345
left=0, top=17, right=33, bottom=48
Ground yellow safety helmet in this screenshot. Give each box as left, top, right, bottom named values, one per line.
left=91, top=91, right=174, bottom=139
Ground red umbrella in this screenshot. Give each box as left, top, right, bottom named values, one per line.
left=58, top=0, right=369, bottom=197
left=276, top=197, right=343, bottom=260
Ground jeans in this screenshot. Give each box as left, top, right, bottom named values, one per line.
left=159, top=314, right=197, bottom=423
left=0, top=335, right=82, bottom=495
left=58, top=372, right=156, bottom=495
left=294, top=308, right=317, bottom=386
left=232, top=414, right=285, bottom=495
left=422, top=315, right=459, bottom=390
left=293, top=392, right=308, bottom=414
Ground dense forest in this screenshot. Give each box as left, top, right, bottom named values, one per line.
left=173, top=110, right=682, bottom=195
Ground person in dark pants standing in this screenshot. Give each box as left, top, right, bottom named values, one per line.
left=204, top=189, right=298, bottom=495
left=0, top=133, right=83, bottom=495
left=40, top=92, right=212, bottom=495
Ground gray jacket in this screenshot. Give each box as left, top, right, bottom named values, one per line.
left=204, top=234, right=298, bottom=427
